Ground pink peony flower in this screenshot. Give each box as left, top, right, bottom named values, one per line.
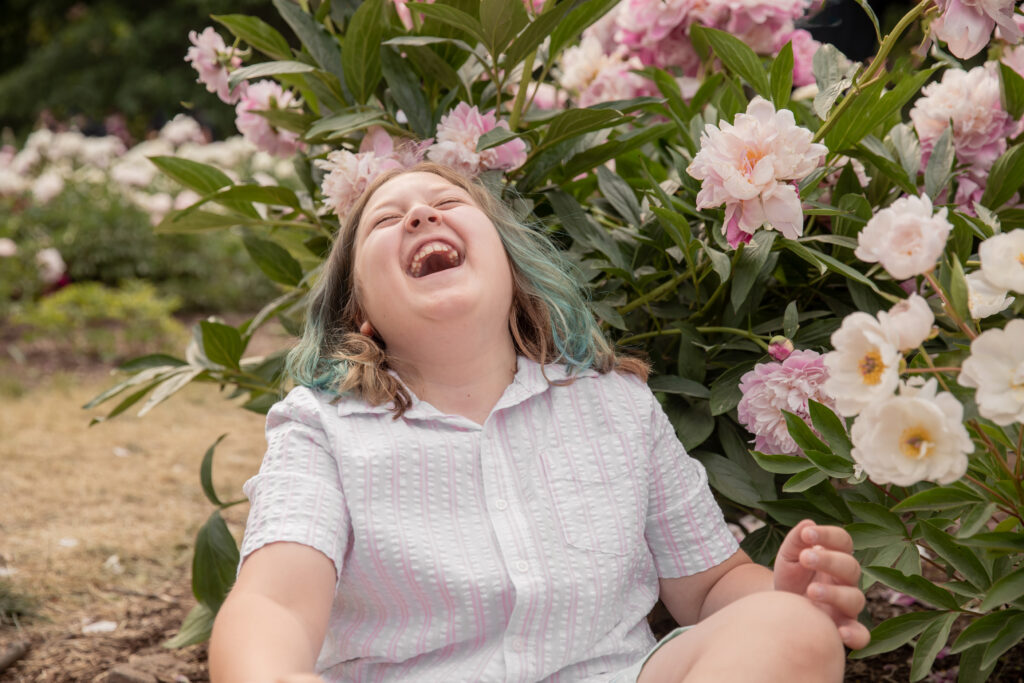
left=932, top=0, right=1020, bottom=60
left=615, top=0, right=693, bottom=53
left=776, top=28, right=821, bottom=87
left=426, top=103, right=527, bottom=175
left=317, top=127, right=430, bottom=220
left=557, top=36, right=650, bottom=106
left=910, top=65, right=1017, bottom=173
left=854, top=194, right=952, bottom=280
left=768, top=335, right=795, bottom=361
left=185, top=27, right=246, bottom=104
left=737, top=349, right=836, bottom=455
left=234, top=81, right=304, bottom=158
left=687, top=96, right=826, bottom=248
left=694, top=0, right=813, bottom=54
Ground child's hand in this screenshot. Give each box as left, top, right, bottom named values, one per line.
left=773, top=519, right=870, bottom=650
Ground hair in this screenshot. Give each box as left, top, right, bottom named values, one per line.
left=285, top=161, right=648, bottom=415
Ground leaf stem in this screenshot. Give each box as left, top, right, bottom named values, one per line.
left=812, top=0, right=930, bottom=143
left=618, top=271, right=690, bottom=315
left=903, top=366, right=961, bottom=374
left=616, top=329, right=682, bottom=346
left=922, top=271, right=977, bottom=340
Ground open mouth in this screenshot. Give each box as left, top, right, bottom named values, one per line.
left=407, top=240, right=464, bottom=278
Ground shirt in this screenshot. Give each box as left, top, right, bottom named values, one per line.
left=240, top=357, right=739, bottom=682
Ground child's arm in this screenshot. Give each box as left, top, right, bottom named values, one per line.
left=209, top=541, right=336, bottom=683
left=657, top=520, right=870, bottom=650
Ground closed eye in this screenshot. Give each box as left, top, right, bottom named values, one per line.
left=436, top=198, right=462, bottom=208
left=371, top=214, right=400, bottom=229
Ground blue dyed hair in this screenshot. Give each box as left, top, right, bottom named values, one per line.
left=286, top=162, right=646, bottom=415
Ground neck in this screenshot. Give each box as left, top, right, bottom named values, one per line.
left=386, top=322, right=518, bottom=425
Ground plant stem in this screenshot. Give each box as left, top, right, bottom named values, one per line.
left=616, top=328, right=682, bottom=346
left=963, top=474, right=1021, bottom=518
left=915, top=345, right=954, bottom=394
left=618, top=271, right=690, bottom=315
left=971, top=420, right=1024, bottom=504
left=923, top=271, right=977, bottom=340
left=903, top=366, right=961, bottom=374
left=692, top=241, right=745, bottom=322
left=812, top=0, right=930, bottom=143
left=696, top=326, right=771, bottom=351
left=508, top=49, right=538, bottom=131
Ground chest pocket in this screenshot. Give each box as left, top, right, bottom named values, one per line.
left=539, top=435, right=645, bottom=557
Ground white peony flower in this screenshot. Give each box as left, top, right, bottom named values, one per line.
left=35, top=248, right=66, bottom=284
left=854, top=194, right=952, bottom=279
left=823, top=312, right=901, bottom=416
left=877, top=293, right=934, bottom=352
left=0, top=238, right=17, bottom=257
left=850, top=378, right=973, bottom=486
left=966, top=270, right=1013, bottom=318
left=160, top=114, right=206, bottom=147
left=30, top=171, right=65, bottom=204
left=687, top=96, right=826, bottom=248
left=959, top=319, right=1024, bottom=425
left=978, top=229, right=1024, bottom=293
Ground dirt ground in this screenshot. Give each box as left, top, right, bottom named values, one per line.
left=1, top=344, right=1022, bottom=681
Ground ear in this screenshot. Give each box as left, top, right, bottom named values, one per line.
left=359, top=320, right=374, bottom=338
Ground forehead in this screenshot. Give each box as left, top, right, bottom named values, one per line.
left=362, top=172, right=469, bottom=215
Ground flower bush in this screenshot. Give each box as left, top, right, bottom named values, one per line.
left=87, top=0, right=1024, bottom=676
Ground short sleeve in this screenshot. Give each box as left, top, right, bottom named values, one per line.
left=240, top=386, right=350, bottom=581
left=643, top=394, right=739, bottom=578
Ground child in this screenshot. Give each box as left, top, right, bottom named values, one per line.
left=210, top=162, right=868, bottom=682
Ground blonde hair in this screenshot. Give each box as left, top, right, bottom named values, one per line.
left=286, top=162, right=647, bottom=416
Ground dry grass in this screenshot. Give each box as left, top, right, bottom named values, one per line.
left=0, top=366, right=267, bottom=679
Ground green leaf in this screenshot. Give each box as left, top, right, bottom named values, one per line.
left=647, top=375, right=710, bottom=399
left=479, top=0, right=529, bottom=58
left=199, top=321, right=245, bottom=370
left=750, top=451, right=809, bottom=474
left=981, top=611, right=1024, bottom=669
left=981, top=143, right=1024, bottom=210
left=802, top=448, right=853, bottom=478
left=381, top=47, right=433, bottom=139
left=215, top=184, right=301, bottom=210
left=693, top=25, right=770, bottom=97
left=846, top=522, right=905, bottom=549
left=273, top=0, right=346, bottom=87
left=826, top=67, right=938, bottom=150
left=410, top=2, right=486, bottom=45
left=960, top=532, right=1024, bottom=552
left=192, top=511, right=240, bottom=612
left=1001, top=61, right=1024, bottom=119
left=910, top=612, right=958, bottom=682
left=154, top=209, right=259, bottom=234
left=227, top=59, right=316, bottom=89
left=546, top=189, right=626, bottom=270
left=504, top=1, right=573, bottom=69
left=477, top=127, right=523, bottom=152
left=731, top=231, right=776, bottom=310
left=863, top=566, right=961, bottom=610
left=536, top=107, right=629, bottom=153
left=200, top=434, right=230, bottom=508
left=214, top=14, right=293, bottom=60
left=951, top=610, right=1024, bottom=653
left=548, top=0, right=620, bottom=60
left=305, top=109, right=386, bottom=141
left=780, top=410, right=828, bottom=453
left=243, top=235, right=305, bottom=287
left=812, top=44, right=856, bottom=120
left=847, top=500, right=906, bottom=533
left=849, top=611, right=944, bottom=658
left=672, top=402, right=714, bottom=451
left=163, top=602, right=215, bottom=649
left=697, top=452, right=765, bottom=507
left=946, top=255, right=970, bottom=323
left=342, top=0, right=385, bottom=104
left=850, top=0, right=883, bottom=44
left=149, top=156, right=232, bottom=195
left=782, top=300, right=798, bottom=338
left=596, top=166, right=643, bottom=227
left=807, top=400, right=852, bottom=460
left=117, top=354, right=187, bottom=372
left=782, top=467, right=829, bottom=492
left=920, top=520, right=991, bottom=590
left=781, top=239, right=880, bottom=292
left=891, top=486, right=983, bottom=512
left=709, top=362, right=754, bottom=416
left=924, top=126, right=954, bottom=200
left=769, top=41, right=793, bottom=108
left=740, top=524, right=786, bottom=567
left=979, top=566, right=1024, bottom=611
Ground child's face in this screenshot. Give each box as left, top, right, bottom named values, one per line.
left=352, top=171, right=514, bottom=348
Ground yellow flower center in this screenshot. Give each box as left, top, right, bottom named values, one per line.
left=741, top=147, right=765, bottom=176
left=1017, top=251, right=1024, bottom=267
left=899, top=427, right=934, bottom=459
left=858, top=350, right=886, bottom=386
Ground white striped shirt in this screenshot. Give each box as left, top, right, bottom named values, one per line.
left=240, top=357, right=738, bottom=682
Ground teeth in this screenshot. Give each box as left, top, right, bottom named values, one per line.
left=408, top=241, right=460, bottom=277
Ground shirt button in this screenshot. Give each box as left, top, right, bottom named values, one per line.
left=494, top=498, right=508, bottom=511
left=509, top=636, right=526, bottom=652
left=514, top=560, right=529, bottom=573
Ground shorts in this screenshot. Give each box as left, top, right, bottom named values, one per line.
left=608, top=626, right=694, bottom=683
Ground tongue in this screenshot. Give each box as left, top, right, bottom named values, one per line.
left=419, top=251, right=456, bottom=277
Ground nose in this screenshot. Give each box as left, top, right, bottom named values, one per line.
left=404, top=204, right=441, bottom=231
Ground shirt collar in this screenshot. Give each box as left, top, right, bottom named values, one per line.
left=332, top=356, right=599, bottom=423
